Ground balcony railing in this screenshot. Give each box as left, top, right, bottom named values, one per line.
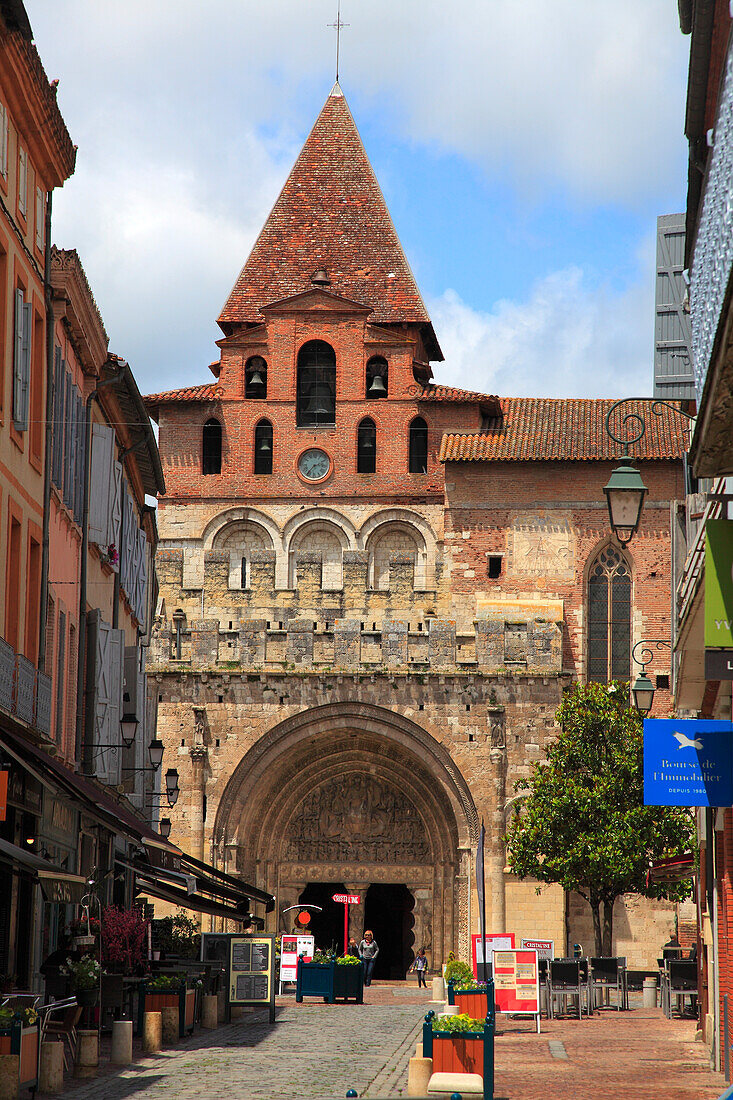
left=0, top=637, right=52, bottom=738
left=690, top=35, right=733, bottom=400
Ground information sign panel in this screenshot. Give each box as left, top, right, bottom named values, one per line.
left=471, top=933, right=515, bottom=978
left=644, top=718, right=733, bottom=806
left=279, top=934, right=314, bottom=983
left=229, top=934, right=276, bottom=1022
left=493, top=948, right=540, bottom=1032
left=520, top=938, right=554, bottom=961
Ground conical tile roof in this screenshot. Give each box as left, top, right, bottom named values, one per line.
left=218, top=84, right=441, bottom=358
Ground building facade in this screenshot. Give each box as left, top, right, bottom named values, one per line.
left=147, top=84, right=686, bottom=975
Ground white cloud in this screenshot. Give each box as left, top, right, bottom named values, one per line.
left=429, top=259, right=656, bottom=400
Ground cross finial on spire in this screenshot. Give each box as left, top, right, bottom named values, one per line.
left=328, top=1, right=349, bottom=83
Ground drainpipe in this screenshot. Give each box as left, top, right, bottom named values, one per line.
left=38, top=191, right=53, bottom=670
left=75, top=362, right=130, bottom=772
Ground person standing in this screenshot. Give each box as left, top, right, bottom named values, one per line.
left=347, top=938, right=360, bottom=957
left=412, top=947, right=428, bottom=988
left=359, top=930, right=379, bottom=986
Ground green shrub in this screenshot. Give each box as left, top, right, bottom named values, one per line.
left=336, top=954, right=360, bottom=966
left=432, top=1013, right=483, bottom=1033
left=146, top=973, right=185, bottom=991
left=444, top=958, right=476, bottom=987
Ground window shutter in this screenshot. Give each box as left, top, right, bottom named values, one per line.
left=120, top=488, right=135, bottom=597
left=0, top=102, right=7, bottom=179
left=133, top=525, right=148, bottom=628
left=63, top=372, right=73, bottom=509
left=12, top=289, right=24, bottom=429
left=18, top=148, right=26, bottom=215
left=35, top=188, right=43, bottom=249
left=74, top=392, right=86, bottom=526
left=107, top=628, right=125, bottom=785
left=88, top=423, right=115, bottom=546
left=108, top=460, right=122, bottom=558
left=51, top=347, right=62, bottom=487
left=66, top=379, right=77, bottom=512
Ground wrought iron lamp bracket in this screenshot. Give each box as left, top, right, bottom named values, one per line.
left=631, top=638, right=672, bottom=675
left=605, top=398, right=695, bottom=448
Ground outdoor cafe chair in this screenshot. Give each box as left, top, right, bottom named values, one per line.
left=590, top=957, right=623, bottom=1011
left=44, top=1003, right=82, bottom=1071
left=666, top=960, right=697, bottom=1018
left=548, top=961, right=590, bottom=1019
left=537, top=958, right=550, bottom=1016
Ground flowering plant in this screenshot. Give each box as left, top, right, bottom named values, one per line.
left=67, top=916, right=101, bottom=938
left=145, top=973, right=185, bottom=991
left=62, top=955, right=102, bottom=990
left=101, top=906, right=148, bottom=975
left=432, top=1013, right=483, bottom=1033
left=0, top=1006, right=37, bottom=1027
left=336, top=954, right=361, bottom=966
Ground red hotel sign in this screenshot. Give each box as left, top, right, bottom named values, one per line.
left=332, top=894, right=360, bottom=905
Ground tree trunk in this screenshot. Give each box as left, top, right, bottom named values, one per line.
left=590, top=899, right=603, bottom=955
left=602, top=898, right=615, bottom=956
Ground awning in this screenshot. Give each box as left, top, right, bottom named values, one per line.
left=0, top=837, right=87, bottom=901
left=646, top=853, right=697, bottom=887
left=135, top=875, right=252, bottom=923
left=0, top=728, right=176, bottom=851
left=177, top=850, right=275, bottom=911
left=125, top=848, right=273, bottom=918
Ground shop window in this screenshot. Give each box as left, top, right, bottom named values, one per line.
left=296, top=340, right=336, bottom=426
left=254, top=419, right=273, bottom=474
left=202, top=418, right=222, bottom=475
left=357, top=418, right=376, bottom=473
left=366, top=356, right=388, bottom=399
left=245, top=356, right=267, bottom=399
left=587, top=544, right=631, bottom=683
left=408, top=417, right=428, bottom=474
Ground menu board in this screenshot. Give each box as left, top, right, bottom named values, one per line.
left=279, top=934, right=315, bottom=983
left=229, top=935, right=276, bottom=1021
left=492, top=949, right=540, bottom=1028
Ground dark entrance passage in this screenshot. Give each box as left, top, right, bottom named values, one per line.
left=298, top=882, right=346, bottom=954
left=364, top=884, right=415, bottom=979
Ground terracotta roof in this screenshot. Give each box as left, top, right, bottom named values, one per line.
left=144, top=383, right=221, bottom=408
left=439, top=398, right=690, bottom=463
left=218, top=84, right=441, bottom=359
left=418, top=384, right=500, bottom=404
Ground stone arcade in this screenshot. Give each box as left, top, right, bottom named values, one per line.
left=145, top=85, right=687, bottom=973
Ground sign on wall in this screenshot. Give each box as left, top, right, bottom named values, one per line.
left=520, top=938, right=554, bottom=961
left=705, top=519, right=733, bottom=648
left=644, top=719, right=733, bottom=806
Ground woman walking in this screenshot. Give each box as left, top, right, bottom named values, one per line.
left=412, top=947, right=428, bottom=988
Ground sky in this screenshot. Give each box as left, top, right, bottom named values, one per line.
left=29, top=1, right=690, bottom=400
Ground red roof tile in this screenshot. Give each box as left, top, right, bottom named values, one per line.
left=439, top=398, right=689, bottom=462
left=144, top=383, right=221, bottom=408
left=218, top=85, right=441, bottom=358
left=418, top=384, right=500, bottom=404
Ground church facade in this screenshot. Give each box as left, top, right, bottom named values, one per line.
left=145, top=86, right=686, bottom=974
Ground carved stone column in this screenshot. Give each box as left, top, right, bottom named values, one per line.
left=488, top=718, right=507, bottom=932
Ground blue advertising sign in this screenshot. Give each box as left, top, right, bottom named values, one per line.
left=644, top=719, right=733, bottom=806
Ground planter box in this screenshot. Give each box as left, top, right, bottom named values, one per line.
left=0, top=1019, right=39, bottom=1092
left=447, top=982, right=494, bottom=1020
left=422, top=1009, right=494, bottom=1100
left=137, top=983, right=197, bottom=1037
left=295, top=959, right=363, bottom=1004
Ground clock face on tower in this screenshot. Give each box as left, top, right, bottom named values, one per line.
left=298, top=448, right=331, bottom=481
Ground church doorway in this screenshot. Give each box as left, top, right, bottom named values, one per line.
left=298, top=882, right=346, bottom=953
left=364, top=884, right=415, bottom=980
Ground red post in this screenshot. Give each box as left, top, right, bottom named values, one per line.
left=344, top=901, right=349, bottom=955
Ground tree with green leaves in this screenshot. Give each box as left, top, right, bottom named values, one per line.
left=505, top=681, right=695, bottom=955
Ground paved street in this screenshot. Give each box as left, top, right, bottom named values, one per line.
left=56, top=988, right=725, bottom=1100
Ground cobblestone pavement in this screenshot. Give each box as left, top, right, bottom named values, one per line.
left=56, top=987, right=726, bottom=1100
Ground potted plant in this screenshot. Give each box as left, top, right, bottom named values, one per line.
left=62, top=955, right=102, bottom=1007
left=67, top=916, right=100, bottom=951
left=422, top=1010, right=494, bottom=1100
left=295, top=953, right=363, bottom=1004
left=138, top=973, right=196, bottom=1038
left=334, top=954, right=364, bottom=1002
left=0, top=1007, right=39, bottom=1093
left=101, top=906, right=148, bottom=975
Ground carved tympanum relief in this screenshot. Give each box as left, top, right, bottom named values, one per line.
left=281, top=775, right=431, bottom=863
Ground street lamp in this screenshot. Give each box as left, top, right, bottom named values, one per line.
left=148, top=739, right=164, bottom=771
left=165, top=768, right=180, bottom=807
left=604, top=398, right=695, bottom=545
left=159, top=817, right=172, bottom=839
left=120, top=713, right=138, bottom=748
left=630, top=639, right=672, bottom=715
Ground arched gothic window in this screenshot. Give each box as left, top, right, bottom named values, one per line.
left=366, top=356, right=388, bottom=399
left=296, top=340, right=336, bottom=426
left=245, top=356, right=267, bottom=399
left=254, top=419, right=273, bottom=475
left=202, top=418, right=222, bottom=475
left=587, top=545, right=631, bottom=683
left=408, top=417, right=428, bottom=474
left=357, top=418, right=376, bottom=474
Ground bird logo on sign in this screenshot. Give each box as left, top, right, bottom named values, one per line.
left=673, top=731, right=703, bottom=750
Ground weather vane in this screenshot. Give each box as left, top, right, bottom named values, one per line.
left=328, top=1, right=349, bottom=83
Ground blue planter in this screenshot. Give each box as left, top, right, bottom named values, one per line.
left=295, top=959, right=364, bottom=1004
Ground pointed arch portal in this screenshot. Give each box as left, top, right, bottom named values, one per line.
left=213, top=703, right=478, bottom=973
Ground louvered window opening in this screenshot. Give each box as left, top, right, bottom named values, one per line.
left=587, top=545, right=631, bottom=683
left=409, top=417, right=428, bottom=474
left=245, top=356, right=268, bottom=399
left=357, top=418, right=376, bottom=473
left=296, top=340, right=336, bottom=426
left=202, top=418, right=222, bottom=475
left=254, top=419, right=273, bottom=474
